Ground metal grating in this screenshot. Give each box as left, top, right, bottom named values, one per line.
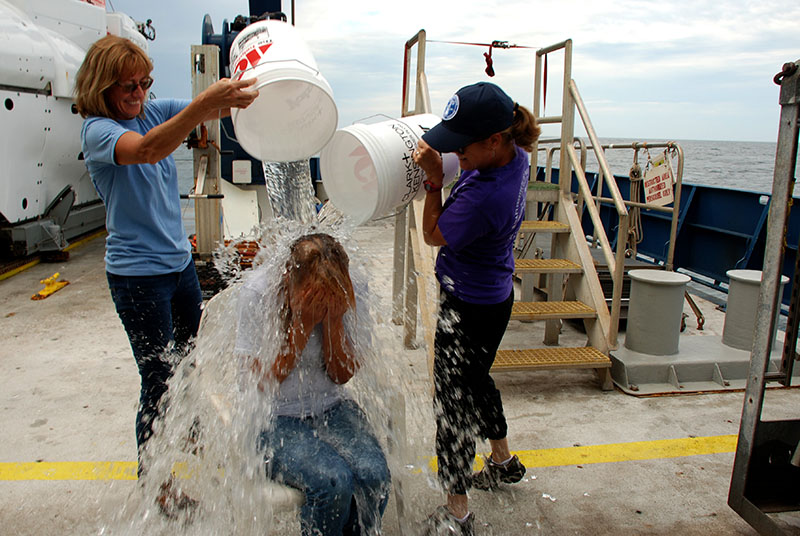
left=493, top=346, right=611, bottom=372
left=519, top=220, right=570, bottom=233
left=515, top=258, right=582, bottom=274
left=511, top=300, right=596, bottom=320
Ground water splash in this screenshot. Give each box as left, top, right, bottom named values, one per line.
left=98, top=220, right=435, bottom=535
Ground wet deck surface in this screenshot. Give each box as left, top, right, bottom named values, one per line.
left=2, top=220, right=800, bottom=534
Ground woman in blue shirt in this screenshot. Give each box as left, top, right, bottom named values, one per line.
left=413, top=82, right=541, bottom=535
left=74, top=35, right=257, bottom=478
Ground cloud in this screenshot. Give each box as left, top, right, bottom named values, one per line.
left=105, top=0, right=799, bottom=141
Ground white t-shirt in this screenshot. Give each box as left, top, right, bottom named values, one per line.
left=233, top=264, right=348, bottom=418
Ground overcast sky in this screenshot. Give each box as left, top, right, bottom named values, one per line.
left=106, top=0, right=799, bottom=143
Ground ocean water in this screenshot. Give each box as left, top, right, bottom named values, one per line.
left=579, top=138, right=787, bottom=194
left=175, top=138, right=789, bottom=194
left=174, top=138, right=795, bottom=234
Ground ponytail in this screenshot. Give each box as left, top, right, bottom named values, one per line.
left=504, top=104, right=541, bottom=153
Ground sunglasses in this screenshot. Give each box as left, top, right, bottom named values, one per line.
left=456, top=136, right=492, bottom=155
left=456, top=142, right=476, bottom=155
left=115, top=77, right=153, bottom=93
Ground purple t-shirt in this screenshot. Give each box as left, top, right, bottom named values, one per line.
left=436, top=145, right=530, bottom=304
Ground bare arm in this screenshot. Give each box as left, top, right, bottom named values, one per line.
left=413, top=139, right=448, bottom=246
left=322, top=312, right=358, bottom=384
left=114, top=78, right=257, bottom=165
left=250, top=327, right=310, bottom=389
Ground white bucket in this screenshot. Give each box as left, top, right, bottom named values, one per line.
left=319, top=114, right=460, bottom=225
left=229, top=20, right=337, bottom=162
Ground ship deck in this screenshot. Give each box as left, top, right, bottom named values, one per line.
left=2, top=220, right=800, bottom=535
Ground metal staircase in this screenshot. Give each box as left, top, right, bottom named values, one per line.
left=394, top=33, right=630, bottom=391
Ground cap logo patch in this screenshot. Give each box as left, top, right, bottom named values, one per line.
left=442, top=95, right=459, bottom=121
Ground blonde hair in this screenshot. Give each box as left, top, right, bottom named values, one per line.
left=74, top=35, right=153, bottom=119
left=501, top=104, right=541, bottom=153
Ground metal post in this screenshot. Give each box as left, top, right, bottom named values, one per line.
left=728, top=59, right=800, bottom=535
left=558, top=40, right=574, bottom=196
left=191, top=45, right=222, bottom=255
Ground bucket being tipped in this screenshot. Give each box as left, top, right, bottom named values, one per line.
left=229, top=20, right=337, bottom=162
left=320, top=114, right=460, bottom=225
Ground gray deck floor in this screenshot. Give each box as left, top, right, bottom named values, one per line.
left=2, top=220, right=800, bottom=534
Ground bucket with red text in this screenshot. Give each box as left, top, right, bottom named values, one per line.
left=229, top=20, right=337, bottom=162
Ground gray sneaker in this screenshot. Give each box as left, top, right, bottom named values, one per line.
left=420, top=505, right=475, bottom=536
left=471, top=454, right=526, bottom=490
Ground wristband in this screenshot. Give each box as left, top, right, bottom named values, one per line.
left=423, top=180, right=443, bottom=193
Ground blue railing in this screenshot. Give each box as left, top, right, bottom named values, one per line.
left=540, top=167, right=799, bottom=307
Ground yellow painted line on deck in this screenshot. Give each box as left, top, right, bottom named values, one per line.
left=0, top=461, right=138, bottom=481
left=0, top=230, right=105, bottom=282
left=514, top=434, right=738, bottom=469
left=64, top=229, right=107, bottom=252
left=0, top=259, right=41, bottom=281
left=0, top=435, right=737, bottom=482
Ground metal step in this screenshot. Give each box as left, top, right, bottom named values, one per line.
left=493, top=346, right=611, bottom=372
left=511, top=300, right=596, bottom=320
left=515, top=258, right=582, bottom=274
left=519, top=220, right=570, bottom=233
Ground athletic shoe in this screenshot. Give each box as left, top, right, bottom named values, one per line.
left=420, top=505, right=475, bottom=536
left=471, top=454, right=526, bottom=490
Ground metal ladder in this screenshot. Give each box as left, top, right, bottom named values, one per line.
left=394, top=33, right=633, bottom=390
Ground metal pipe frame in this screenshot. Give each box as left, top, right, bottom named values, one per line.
left=728, top=59, right=800, bottom=535
left=537, top=140, right=684, bottom=270
left=569, top=80, right=627, bottom=217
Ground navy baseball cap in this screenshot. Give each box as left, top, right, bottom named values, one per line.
left=422, top=82, right=515, bottom=153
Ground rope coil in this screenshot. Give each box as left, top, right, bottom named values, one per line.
left=626, top=151, right=644, bottom=256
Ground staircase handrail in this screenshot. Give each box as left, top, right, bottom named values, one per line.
left=569, top=80, right=629, bottom=218
left=568, top=79, right=629, bottom=346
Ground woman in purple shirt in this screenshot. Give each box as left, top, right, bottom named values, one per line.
left=413, top=82, right=541, bottom=535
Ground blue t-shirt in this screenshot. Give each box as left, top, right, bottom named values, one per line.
left=81, top=99, right=192, bottom=276
left=436, top=145, right=530, bottom=304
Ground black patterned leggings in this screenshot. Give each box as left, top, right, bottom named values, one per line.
left=433, top=288, right=514, bottom=495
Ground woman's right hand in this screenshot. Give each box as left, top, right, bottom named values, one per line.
left=290, top=279, right=353, bottom=331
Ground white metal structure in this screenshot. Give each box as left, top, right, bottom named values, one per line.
left=0, top=0, right=148, bottom=256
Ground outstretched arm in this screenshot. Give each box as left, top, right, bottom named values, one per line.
left=413, top=139, right=448, bottom=246
left=114, top=78, right=258, bottom=165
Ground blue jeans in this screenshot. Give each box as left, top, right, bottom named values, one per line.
left=106, top=262, right=203, bottom=470
left=259, top=399, right=391, bottom=536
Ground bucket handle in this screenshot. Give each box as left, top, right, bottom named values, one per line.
left=235, top=58, right=322, bottom=78
left=219, top=119, right=241, bottom=147
left=352, top=114, right=431, bottom=145
left=352, top=113, right=395, bottom=125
